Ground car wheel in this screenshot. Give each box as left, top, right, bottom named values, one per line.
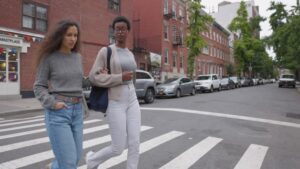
left=176, top=89, right=181, bottom=98
left=144, top=88, right=154, bottom=104
left=278, top=85, right=281, bottom=88
left=191, top=88, right=196, bottom=95
left=210, top=85, right=213, bottom=93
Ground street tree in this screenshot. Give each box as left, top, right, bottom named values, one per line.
left=228, top=1, right=270, bottom=78
left=267, top=1, right=288, bottom=66
left=268, top=0, right=300, bottom=79
left=186, top=0, right=213, bottom=78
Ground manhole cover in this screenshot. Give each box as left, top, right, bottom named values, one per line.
left=286, top=113, right=300, bottom=119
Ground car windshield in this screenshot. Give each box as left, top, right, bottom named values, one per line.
left=164, top=78, right=179, bottom=84
left=197, top=76, right=210, bottom=80
left=282, top=75, right=294, bottom=78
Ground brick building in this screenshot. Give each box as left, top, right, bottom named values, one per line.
left=0, top=0, right=133, bottom=98
left=133, top=0, right=189, bottom=82
left=195, top=22, right=230, bottom=77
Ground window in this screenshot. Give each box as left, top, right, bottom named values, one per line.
left=136, top=72, right=151, bottom=79
left=203, top=45, right=209, bottom=55
left=172, top=51, right=177, bottom=67
left=180, top=53, right=183, bottom=68
left=172, top=2, right=176, bottom=19
left=22, top=2, right=47, bottom=32
left=164, top=48, right=169, bottom=63
left=108, top=0, right=120, bottom=12
left=172, top=25, right=177, bottom=43
left=164, top=0, right=168, bottom=14
left=163, top=23, right=169, bottom=40
left=108, top=25, right=115, bottom=44
left=0, top=47, right=19, bottom=83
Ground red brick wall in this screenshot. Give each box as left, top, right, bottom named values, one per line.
left=0, top=0, right=133, bottom=96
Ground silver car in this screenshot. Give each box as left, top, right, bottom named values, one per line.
left=156, top=77, right=196, bottom=98
left=134, top=70, right=156, bottom=103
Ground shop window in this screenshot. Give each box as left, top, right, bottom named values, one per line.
left=108, top=0, right=120, bottom=12
left=0, top=47, right=18, bottom=83
left=22, top=2, right=48, bottom=32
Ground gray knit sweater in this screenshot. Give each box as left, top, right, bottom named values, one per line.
left=33, top=51, right=84, bottom=109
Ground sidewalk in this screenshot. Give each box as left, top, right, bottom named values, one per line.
left=0, top=98, right=43, bottom=116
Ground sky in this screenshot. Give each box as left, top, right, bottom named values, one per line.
left=201, top=0, right=297, bottom=57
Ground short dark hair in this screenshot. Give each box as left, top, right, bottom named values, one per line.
left=112, top=16, right=131, bottom=31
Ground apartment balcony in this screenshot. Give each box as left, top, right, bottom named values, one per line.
left=172, top=37, right=183, bottom=46
left=163, top=10, right=175, bottom=19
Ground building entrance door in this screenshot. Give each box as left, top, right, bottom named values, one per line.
left=0, top=46, right=20, bottom=96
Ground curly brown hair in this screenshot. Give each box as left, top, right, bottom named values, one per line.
left=35, top=20, right=81, bottom=67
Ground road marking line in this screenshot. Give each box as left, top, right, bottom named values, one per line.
left=234, top=144, right=268, bottom=169
left=0, top=126, right=152, bottom=169
left=78, top=130, right=184, bottom=169
left=0, top=124, right=109, bottom=153
left=0, top=118, right=43, bottom=127
left=141, top=107, right=300, bottom=128
left=0, top=115, right=43, bottom=124
left=159, top=137, right=222, bottom=169
left=0, top=123, right=45, bottom=133
left=0, top=119, right=101, bottom=140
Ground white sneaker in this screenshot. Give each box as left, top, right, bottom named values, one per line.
left=86, top=151, right=98, bottom=169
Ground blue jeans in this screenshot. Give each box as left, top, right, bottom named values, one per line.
left=45, top=102, right=83, bottom=169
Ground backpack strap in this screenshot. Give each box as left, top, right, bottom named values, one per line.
left=106, top=46, right=112, bottom=74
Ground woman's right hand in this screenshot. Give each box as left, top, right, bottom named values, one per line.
left=53, top=102, right=68, bottom=110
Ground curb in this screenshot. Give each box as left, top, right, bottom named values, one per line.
left=0, top=108, right=43, bottom=117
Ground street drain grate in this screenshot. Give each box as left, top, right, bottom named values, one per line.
left=286, top=113, right=300, bottom=119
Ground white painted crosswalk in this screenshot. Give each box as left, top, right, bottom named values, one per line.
left=0, top=115, right=270, bottom=169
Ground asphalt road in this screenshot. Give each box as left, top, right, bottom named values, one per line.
left=0, top=83, right=300, bottom=169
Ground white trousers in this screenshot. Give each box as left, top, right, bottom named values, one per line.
left=88, top=84, right=141, bottom=169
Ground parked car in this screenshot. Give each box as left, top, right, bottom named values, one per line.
left=194, top=74, right=221, bottom=92
left=83, top=70, right=157, bottom=106
left=230, top=76, right=241, bottom=88
left=220, top=77, right=235, bottom=90
left=278, top=74, right=296, bottom=88
left=156, top=77, right=196, bottom=98
left=135, top=69, right=156, bottom=103
left=240, top=77, right=253, bottom=87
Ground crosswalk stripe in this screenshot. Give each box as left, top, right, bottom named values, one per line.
left=0, top=119, right=101, bottom=140
left=159, top=137, right=223, bottom=169
left=0, top=124, right=109, bottom=153
left=0, top=126, right=153, bottom=169
left=0, top=115, right=43, bottom=124
left=78, top=130, right=185, bottom=169
left=0, top=118, right=43, bottom=127
left=234, top=144, right=268, bottom=169
left=0, top=123, right=45, bottom=133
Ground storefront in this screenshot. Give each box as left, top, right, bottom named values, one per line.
left=0, top=34, right=29, bottom=97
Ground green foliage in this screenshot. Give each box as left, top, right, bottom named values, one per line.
left=228, top=1, right=251, bottom=38
left=186, top=0, right=213, bottom=78
left=268, top=0, right=300, bottom=78
left=229, top=1, right=272, bottom=78
left=226, top=64, right=236, bottom=76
